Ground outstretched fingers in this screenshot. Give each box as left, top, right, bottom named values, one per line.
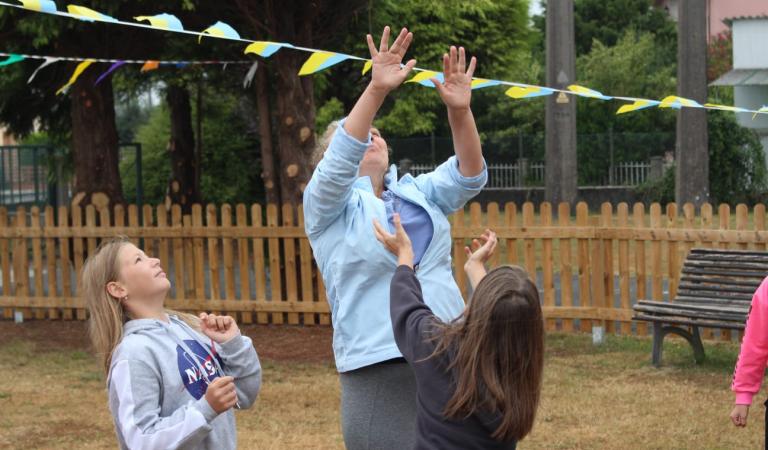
left=366, top=34, right=378, bottom=58
left=389, top=28, right=412, bottom=56
left=466, top=56, right=477, bottom=78
left=379, top=26, right=391, bottom=53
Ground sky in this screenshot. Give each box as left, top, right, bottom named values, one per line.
left=529, top=0, right=543, bottom=17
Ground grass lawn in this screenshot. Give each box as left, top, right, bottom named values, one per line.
left=0, top=322, right=762, bottom=449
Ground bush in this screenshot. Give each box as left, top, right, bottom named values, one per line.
left=634, top=164, right=675, bottom=205
left=633, top=113, right=768, bottom=206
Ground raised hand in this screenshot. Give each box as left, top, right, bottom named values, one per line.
left=367, top=26, right=417, bottom=93
left=464, top=229, right=497, bottom=267
left=430, top=46, right=477, bottom=111
left=463, top=229, right=497, bottom=289
left=373, top=213, right=415, bottom=268
left=199, top=313, right=241, bottom=344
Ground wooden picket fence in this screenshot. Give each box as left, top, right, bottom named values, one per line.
left=0, top=201, right=766, bottom=339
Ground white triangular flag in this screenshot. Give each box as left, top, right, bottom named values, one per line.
left=243, top=61, right=258, bottom=89
left=27, top=57, right=59, bottom=84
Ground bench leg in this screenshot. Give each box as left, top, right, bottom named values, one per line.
left=690, top=326, right=705, bottom=364
left=651, top=323, right=706, bottom=367
left=652, top=322, right=664, bottom=367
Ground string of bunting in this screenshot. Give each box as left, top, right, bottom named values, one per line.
left=1, top=0, right=766, bottom=117
left=0, top=51, right=259, bottom=93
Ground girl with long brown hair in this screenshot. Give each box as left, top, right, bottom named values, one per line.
left=81, top=236, right=262, bottom=449
left=374, top=216, right=544, bottom=449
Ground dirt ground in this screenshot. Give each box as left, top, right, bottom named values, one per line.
left=0, top=321, right=763, bottom=449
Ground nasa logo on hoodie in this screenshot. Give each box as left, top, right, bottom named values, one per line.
left=176, top=340, right=225, bottom=400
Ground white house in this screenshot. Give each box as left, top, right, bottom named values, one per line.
left=712, top=16, right=768, bottom=158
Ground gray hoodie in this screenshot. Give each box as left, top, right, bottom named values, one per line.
left=107, top=314, right=262, bottom=450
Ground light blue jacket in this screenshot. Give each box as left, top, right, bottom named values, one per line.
left=303, top=119, right=487, bottom=372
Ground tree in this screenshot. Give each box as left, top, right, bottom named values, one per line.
left=575, top=31, right=676, bottom=184
left=123, top=89, right=259, bottom=206
left=229, top=0, right=370, bottom=207
left=0, top=1, right=181, bottom=208
left=166, top=83, right=201, bottom=211
left=336, top=0, right=532, bottom=139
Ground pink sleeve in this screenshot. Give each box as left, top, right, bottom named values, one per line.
left=732, top=277, right=768, bottom=405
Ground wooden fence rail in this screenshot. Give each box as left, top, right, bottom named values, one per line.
left=0, top=201, right=765, bottom=338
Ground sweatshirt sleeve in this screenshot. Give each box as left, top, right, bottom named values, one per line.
left=109, top=359, right=218, bottom=450
left=390, top=265, right=440, bottom=362
left=412, top=155, right=487, bottom=216
left=303, top=117, right=371, bottom=237
left=217, top=334, right=262, bottom=409
left=732, top=277, right=768, bottom=405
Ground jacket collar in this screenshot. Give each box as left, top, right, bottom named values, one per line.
left=353, top=164, right=399, bottom=194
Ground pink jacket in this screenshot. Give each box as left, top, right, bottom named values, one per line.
left=732, top=277, right=768, bottom=405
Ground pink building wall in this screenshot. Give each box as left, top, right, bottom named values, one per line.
left=708, top=0, right=768, bottom=38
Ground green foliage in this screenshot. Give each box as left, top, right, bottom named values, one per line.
left=575, top=30, right=677, bottom=184
left=532, top=0, right=676, bottom=59
left=634, top=165, right=675, bottom=205
left=122, top=88, right=260, bottom=205
left=315, top=97, right=345, bottom=133
left=121, top=106, right=170, bottom=205
left=634, top=113, right=768, bottom=205
left=316, top=0, right=532, bottom=138
left=576, top=30, right=676, bottom=133
left=708, top=113, right=768, bottom=205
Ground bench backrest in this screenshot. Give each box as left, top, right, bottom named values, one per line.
left=676, top=248, right=768, bottom=309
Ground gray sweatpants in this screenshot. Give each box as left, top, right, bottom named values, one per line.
left=339, top=360, right=417, bottom=450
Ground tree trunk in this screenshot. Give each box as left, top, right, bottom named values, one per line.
left=545, top=0, right=578, bottom=206
left=256, top=64, right=281, bottom=206
left=273, top=50, right=316, bottom=209
left=675, top=0, right=709, bottom=206
left=70, top=68, right=124, bottom=209
left=166, top=84, right=201, bottom=213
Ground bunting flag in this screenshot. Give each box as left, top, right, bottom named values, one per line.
left=66, top=4, right=116, bottom=22
left=505, top=85, right=554, bottom=99
left=134, top=13, right=183, bottom=31
left=2, top=50, right=255, bottom=90
left=703, top=103, right=750, bottom=113
left=616, top=99, right=660, bottom=115
left=199, top=21, right=240, bottom=42
left=244, top=41, right=291, bottom=58
left=659, top=95, right=703, bottom=109
left=94, top=60, right=126, bottom=85
left=2, top=0, right=768, bottom=116
left=0, top=53, right=24, bottom=66
left=17, top=0, right=55, bottom=12
left=299, top=51, right=350, bottom=76
left=140, top=60, right=159, bottom=72
left=471, top=78, right=502, bottom=90
left=56, top=59, right=93, bottom=94
left=243, top=61, right=258, bottom=88
left=27, top=56, right=58, bottom=83
left=567, top=85, right=612, bottom=100
left=406, top=71, right=444, bottom=87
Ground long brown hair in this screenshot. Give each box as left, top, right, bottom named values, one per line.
left=81, top=236, right=199, bottom=374
left=430, top=265, right=544, bottom=442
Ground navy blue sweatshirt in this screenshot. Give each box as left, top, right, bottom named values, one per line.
left=390, top=265, right=517, bottom=450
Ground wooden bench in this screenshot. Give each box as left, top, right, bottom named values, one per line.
left=633, top=248, right=768, bottom=366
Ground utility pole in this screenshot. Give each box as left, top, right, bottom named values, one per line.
left=545, top=0, right=578, bottom=206
left=675, top=0, right=709, bottom=206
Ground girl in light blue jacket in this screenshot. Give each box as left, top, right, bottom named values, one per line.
left=303, top=26, right=487, bottom=450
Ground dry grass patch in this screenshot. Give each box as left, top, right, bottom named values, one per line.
left=0, top=324, right=762, bottom=449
